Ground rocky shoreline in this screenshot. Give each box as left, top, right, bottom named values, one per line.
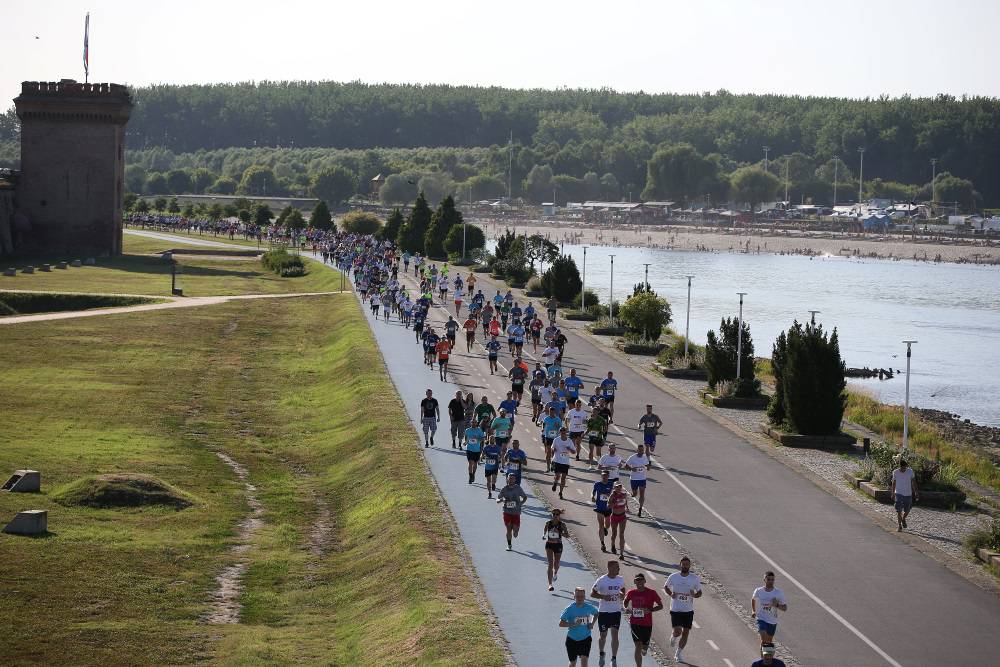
left=914, top=408, right=1000, bottom=468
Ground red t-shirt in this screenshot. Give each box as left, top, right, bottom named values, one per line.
left=489, top=321, right=501, bottom=336
left=623, top=588, right=661, bottom=627
left=464, top=319, right=478, bottom=333
left=436, top=340, right=451, bottom=359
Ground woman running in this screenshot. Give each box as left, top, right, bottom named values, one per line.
left=544, top=508, right=570, bottom=592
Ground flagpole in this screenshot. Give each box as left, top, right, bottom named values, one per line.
left=83, top=13, right=90, bottom=84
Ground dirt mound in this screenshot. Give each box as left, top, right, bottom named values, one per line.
left=52, top=474, right=194, bottom=509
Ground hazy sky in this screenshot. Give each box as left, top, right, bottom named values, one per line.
left=4, top=0, right=999, bottom=107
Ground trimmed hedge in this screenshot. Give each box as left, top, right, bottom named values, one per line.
left=261, top=249, right=306, bottom=277
left=0, top=292, right=156, bottom=316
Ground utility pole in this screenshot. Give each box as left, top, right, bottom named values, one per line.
left=784, top=158, right=790, bottom=202
left=857, top=147, right=866, bottom=211
left=808, top=310, right=821, bottom=325
left=684, top=275, right=694, bottom=360
left=642, top=263, right=651, bottom=289
left=902, top=341, right=918, bottom=449
left=763, top=145, right=770, bottom=173
left=581, top=246, right=588, bottom=310
left=609, top=255, right=616, bottom=324
left=930, top=158, right=938, bottom=215
left=833, top=159, right=838, bottom=207
left=736, top=292, right=747, bottom=385
left=507, top=131, right=513, bottom=201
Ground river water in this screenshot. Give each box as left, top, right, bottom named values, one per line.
left=515, top=245, right=1000, bottom=426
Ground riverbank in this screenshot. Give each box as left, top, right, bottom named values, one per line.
left=473, top=219, right=1000, bottom=265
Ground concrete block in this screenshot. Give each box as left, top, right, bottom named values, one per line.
left=2, top=470, right=41, bottom=493
left=56, top=261, right=68, bottom=269
left=40, top=264, right=51, bottom=272
left=70, top=259, right=82, bottom=267
left=22, top=266, right=34, bottom=274
left=3, top=510, right=47, bottom=535
left=3, top=268, right=15, bottom=277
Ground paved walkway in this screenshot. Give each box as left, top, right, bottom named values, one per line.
left=125, top=228, right=256, bottom=248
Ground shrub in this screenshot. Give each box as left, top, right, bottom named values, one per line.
left=619, top=291, right=671, bottom=340
left=769, top=321, right=847, bottom=435
left=965, top=518, right=1000, bottom=553
left=854, top=457, right=876, bottom=482
left=526, top=276, right=545, bottom=294
left=657, top=337, right=706, bottom=369
left=541, top=255, right=582, bottom=303
left=444, top=222, right=486, bottom=257
left=340, top=210, right=383, bottom=235
left=572, top=289, right=600, bottom=310
left=705, top=317, right=756, bottom=395
left=261, top=248, right=305, bottom=277
left=715, top=380, right=737, bottom=398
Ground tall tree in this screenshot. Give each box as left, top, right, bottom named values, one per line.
left=641, top=143, right=718, bottom=206
left=311, top=200, right=334, bottom=230
left=310, top=166, right=357, bottom=205
left=238, top=165, right=282, bottom=196
left=377, top=207, right=404, bottom=242
left=397, top=192, right=432, bottom=253
left=424, top=195, right=462, bottom=258
left=730, top=167, right=781, bottom=215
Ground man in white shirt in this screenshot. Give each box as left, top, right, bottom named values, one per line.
left=598, top=443, right=624, bottom=485
left=566, top=399, right=589, bottom=464
left=890, top=457, right=919, bottom=531
left=625, top=444, right=650, bottom=518
left=550, top=427, right=576, bottom=499
left=590, top=560, right=625, bottom=666
left=542, top=344, right=560, bottom=368
left=663, top=556, right=702, bottom=663
left=751, top=571, right=788, bottom=647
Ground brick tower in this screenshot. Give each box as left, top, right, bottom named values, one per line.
left=14, top=80, right=132, bottom=256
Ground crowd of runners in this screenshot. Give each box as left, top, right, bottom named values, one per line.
left=332, top=234, right=789, bottom=667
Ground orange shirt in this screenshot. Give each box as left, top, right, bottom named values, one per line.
left=436, top=340, right=452, bottom=359
left=464, top=319, right=478, bottom=333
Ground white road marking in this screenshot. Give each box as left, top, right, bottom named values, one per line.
left=661, top=468, right=902, bottom=666
left=576, top=488, right=584, bottom=495
left=707, top=639, right=719, bottom=651
left=647, top=572, right=657, bottom=581
left=723, top=659, right=735, bottom=667
left=693, top=621, right=700, bottom=629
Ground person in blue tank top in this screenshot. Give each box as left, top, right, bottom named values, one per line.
left=464, top=423, right=485, bottom=485
left=504, top=439, right=527, bottom=486
left=592, top=470, right=616, bottom=553
left=482, top=438, right=503, bottom=498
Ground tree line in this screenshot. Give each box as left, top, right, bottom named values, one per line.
left=1, top=82, right=997, bottom=207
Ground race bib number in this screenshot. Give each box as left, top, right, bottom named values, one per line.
left=546, top=429, right=558, bottom=438
left=505, top=500, right=517, bottom=509
left=605, top=387, right=615, bottom=396
left=599, top=494, right=609, bottom=502
left=495, top=430, right=508, bottom=438
left=631, top=466, right=644, bottom=474
left=485, top=457, right=498, bottom=466
left=574, top=616, right=589, bottom=626
left=678, top=594, right=690, bottom=602
left=467, top=438, right=479, bottom=447
left=631, top=609, right=645, bottom=619
left=547, top=530, right=561, bottom=539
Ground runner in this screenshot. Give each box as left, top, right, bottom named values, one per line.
left=463, top=313, right=478, bottom=352
left=529, top=371, right=546, bottom=424
left=560, top=587, right=599, bottom=667
left=485, top=334, right=502, bottom=374
left=448, top=390, right=466, bottom=449
left=541, top=406, right=563, bottom=473
left=423, top=327, right=439, bottom=368
left=622, top=573, right=663, bottom=665
left=551, top=427, right=577, bottom=499
left=608, top=482, right=628, bottom=557
left=444, top=315, right=459, bottom=351
left=435, top=334, right=452, bottom=381
left=547, top=295, right=559, bottom=324
left=482, top=434, right=503, bottom=498
left=544, top=508, right=570, bottom=591
left=565, top=368, right=585, bottom=403
left=370, top=291, right=381, bottom=316
left=466, top=272, right=477, bottom=297
left=591, top=559, right=625, bottom=667
left=530, top=315, right=543, bottom=353
left=464, top=418, right=484, bottom=483
left=499, top=392, right=519, bottom=424
left=751, top=572, right=788, bottom=647
left=511, top=318, right=526, bottom=357
left=588, top=407, right=610, bottom=469
left=491, top=408, right=513, bottom=452
left=497, top=473, right=527, bottom=550
left=592, top=470, right=615, bottom=553
left=664, top=556, right=702, bottom=664
left=600, top=372, right=618, bottom=422
left=566, top=399, right=589, bottom=464
left=542, top=342, right=560, bottom=370
left=508, top=360, right=529, bottom=403
left=475, top=395, right=497, bottom=427
left=504, top=439, right=528, bottom=486
left=638, top=405, right=663, bottom=455
left=419, top=389, right=440, bottom=448
left=624, top=444, right=650, bottom=518
left=453, top=287, right=463, bottom=316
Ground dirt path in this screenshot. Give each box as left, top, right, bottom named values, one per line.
left=0, top=291, right=342, bottom=325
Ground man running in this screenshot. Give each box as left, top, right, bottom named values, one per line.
left=591, top=560, right=625, bottom=666
left=588, top=408, right=609, bottom=469
left=503, top=439, right=528, bottom=486
left=624, top=444, right=650, bottom=518
left=530, top=315, right=543, bottom=353
left=751, top=572, right=788, bottom=648
left=551, top=427, right=576, bottom=499
left=599, top=372, right=618, bottom=423
left=560, top=587, right=599, bottom=667
left=448, top=390, right=466, bottom=449
left=541, top=406, right=563, bottom=473
left=566, top=399, right=589, bottom=464
left=464, top=419, right=485, bottom=484
left=419, top=389, right=440, bottom=448
left=529, top=371, right=546, bottom=424
left=623, top=573, right=663, bottom=666
left=463, top=313, right=478, bottom=352
left=592, top=470, right=615, bottom=553
left=485, top=335, right=502, bottom=375
left=508, top=361, right=529, bottom=403
left=565, top=368, right=584, bottom=403
left=435, top=335, right=452, bottom=381
left=544, top=508, right=569, bottom=592
left=608, top=482, right=628, bottom=557
left=475, top=395, right=497, bottom=428
left=497, top=473, right=527, bottom=550
left=638, top=405, right=663, bottom=455
left=444, top=315, right=459, bottom=350
left=491, top=408, right=513, bottom=452
left=664, top=556, right=702, bottom=664
left=482, top=435, right=503, bottom=498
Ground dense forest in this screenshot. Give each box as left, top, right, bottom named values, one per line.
left=1, top=82, right=996, bottom=208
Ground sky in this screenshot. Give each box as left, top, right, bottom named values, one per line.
left=3, top=0, right=999, bottom=107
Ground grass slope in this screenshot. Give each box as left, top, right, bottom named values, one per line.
left=0, top=295, right=499, bottom=666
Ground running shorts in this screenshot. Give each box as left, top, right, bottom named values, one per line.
left=570, top=430, right=586, bottom=440
left=565, top=636, right=592, bottom=661
left=598, top=611, right=621, bottom=632
left=466, top=451, right=481, bottom=462
left=629, top=623, right=652, bottom=646
left=545, top=541, right=564, bottom=554
left=670, top=611, right=694, bottom=629
left=643, top=432, right=656, bottom=446
left=610, top=513, right=627, bottom=525
left=594, top=508, right=612, bottom=517
left=630, top=479, right=647, bottom=493
left=553, top=462, right=570, bottom=475
left=756, top=619, right=778, bottom=637
left=503, top=513, right=520, bottom=527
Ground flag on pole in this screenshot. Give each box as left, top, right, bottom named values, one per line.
left=83, top=13, right=90, bottom=83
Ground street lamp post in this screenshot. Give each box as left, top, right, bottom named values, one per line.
left=833, top=159, right=838, bottom=208
left=763, top=145, right=770, bottom=173
left=808, top=310, right=821, bottom=324
left=736, top=292, right=747, bottom=385
left=784, top=158, right=790, bottom=202
left=642, top=263, right=651, bottom=289
left=684, top=275, right=694, bottom=359
left=902, top=340, right=917, bottom=450
left=857, top=147, right=866, bottom=210
left=581, top=246, right=588, bottom=310
left=609, top=254, right=616, bottom=324
left=930, top=158, right=938, bottom=213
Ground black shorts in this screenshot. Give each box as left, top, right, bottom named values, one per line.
left=553, top=462, right=570, bottom=475
left=594, top=508, right=612, bottom=517
left=512, top=382, right=524, bottom=394
left=447, top=332, right=456, bottom=342
left=545, top=541, right=564, bottom=554
left=670, top=611, right=694, bottom=629
left=630, top=623, right=652, bottom=646
left=565, top=636, right=592, bottom=661
left=570, top=430, right=586, bottom=440
left=466, top=451, right=481, bottom=462
left=598, top=611, right=621, bottom=632
left=466, top=331, right=475, bottom=340
left=531, top=331, right=541, bottom=339
left=542, top=437, right=554, bottom=447
left=532, top=397, right=542, bottom=405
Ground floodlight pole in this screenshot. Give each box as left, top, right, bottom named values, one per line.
left=684, top=275, right=694, bottom=359
left=858, top=147, right=866, bottom=210
left=902, top=340, right=917, bottom=450
left=736, top=292, right=747, bottom=383
left=581, top=246, right=588, bottom=310
left=763, top=146, right=770, bottom=173
left=643, top=263, right=651, bottom=289
left=808, top=310, right=821, bottom=324
left=609, top=254, right=616, bottom=324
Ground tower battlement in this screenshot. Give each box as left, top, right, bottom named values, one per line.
left=20, top=80, right=131, bottom=99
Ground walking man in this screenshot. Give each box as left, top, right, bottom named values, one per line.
left=891, top=456, right=919, bottom=531
left=419, top=389, right=440, bottom=448
left=448, top=391, right=466, bottom=449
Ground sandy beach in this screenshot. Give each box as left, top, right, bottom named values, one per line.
left=472, top=218, right=1000, bottom=265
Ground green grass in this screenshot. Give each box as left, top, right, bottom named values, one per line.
left=0, top=235, right=340, bottom=297
left=846, top=392, right=1000, bottom=493
left=0, top=296, right=500, bottom=666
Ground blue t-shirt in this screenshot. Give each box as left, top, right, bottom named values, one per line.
left=464, top=427, right=485, bottom=453
left=601, top=378, right=618, bottom=399
left=505, top=449, right=527, bottom=474
left=492, top=417, right=512, bottom=440
left=499, top=400, right=518, bottom=417
left=751, top=660, right=785, bottom=667
left=564, top=375, right=584, bottom=399
left=482, top=443, right=502, bottom=469
left=561, top=602, right=598, bottom=641
left=547, top=364, right=563, bottom=379
left=542, top=415, right=563, bottom=439
left=485, top=340, right=501, bottom=357
left=593, top=480, right=615, bottom=512
left=524, top=305, right=536, bottom=319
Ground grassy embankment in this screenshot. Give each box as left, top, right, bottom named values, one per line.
left=0, top=235, right=338, bottom=297
left=0, top=293, right=499, bottom=665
